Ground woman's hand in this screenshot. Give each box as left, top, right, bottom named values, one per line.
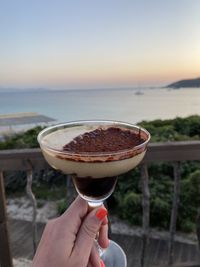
left=31, top=197, right=109, bottom=267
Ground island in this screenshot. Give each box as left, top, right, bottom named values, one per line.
left=167, top=77, right=200, bottom=89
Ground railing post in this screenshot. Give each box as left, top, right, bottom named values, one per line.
left=168, top=162, right=181, bottom=265
left=197, top=208, right=200, bottom=250
left=0, top=171, right=13, bottom=267
left=26, top=162, right=38, bottom=255
left=140, top=163, right=150, bottom=267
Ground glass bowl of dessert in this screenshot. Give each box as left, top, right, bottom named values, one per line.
left=38, top=120, right=150, bottom=205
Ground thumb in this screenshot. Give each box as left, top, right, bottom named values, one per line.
left=72, top=207, right=107, bottom=265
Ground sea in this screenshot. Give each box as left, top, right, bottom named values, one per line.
left=0, top=87, right=200, bottom=125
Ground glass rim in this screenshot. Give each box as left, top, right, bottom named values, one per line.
left=37, top=119, right=151, bottom=157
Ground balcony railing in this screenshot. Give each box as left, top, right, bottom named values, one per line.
left=0, top=141, right=200, bottom=267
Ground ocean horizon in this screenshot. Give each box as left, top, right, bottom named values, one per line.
left=0, top=87, right=200, bottom=126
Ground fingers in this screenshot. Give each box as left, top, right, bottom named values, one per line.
left=61, top=196, right=88, bottom=221
left=59, top=196, right=88, bottom=235
left=88, top=244, right=107, bottom=267
left=89, top=244, right=101, bottom=267
left=72, top=207, right=107, bottom=266
left=98, top=217, right=109, bottom=249
left=60, top=197, right=109, bottom=266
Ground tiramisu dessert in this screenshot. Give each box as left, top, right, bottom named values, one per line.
left=38, top=120, right=150, bottom=201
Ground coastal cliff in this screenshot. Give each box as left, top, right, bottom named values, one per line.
left=167, top=77, right=200, bottom=88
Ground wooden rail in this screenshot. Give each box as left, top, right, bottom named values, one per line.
left=0, top=141, right=200, bottom=267
left=0, top=141, right=200, bottom=170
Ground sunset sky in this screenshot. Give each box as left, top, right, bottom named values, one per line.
left=0, top=0, right=200, bottom=89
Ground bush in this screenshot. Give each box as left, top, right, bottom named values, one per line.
left=0, top=126, right=43, bottom=149
left=139, top=115, right=200, bottom=142
left=150, top=197, right=171, bottom=228
left=57, top=199, right=68, bottom=215
left=116, top=192, right=142, bottom=225
left=180, top=221, right=196, bottom=233
left=173, top=115, right=200, bottom=137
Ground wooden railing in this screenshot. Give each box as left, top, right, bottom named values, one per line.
left=0, top=141, right=200, bottom=267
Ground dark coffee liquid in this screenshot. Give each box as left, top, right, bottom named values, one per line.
left=72, top=176, right=117, bottom=199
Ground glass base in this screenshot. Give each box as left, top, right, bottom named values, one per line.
left=101, top=240, right=127, bottom=267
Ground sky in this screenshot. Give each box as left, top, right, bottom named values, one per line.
left=0, top=0, right=200, bottom=89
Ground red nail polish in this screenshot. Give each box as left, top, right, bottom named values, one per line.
left=100, top=259, right=106, bottom=267
left=96, top=208, right=108, bottom=221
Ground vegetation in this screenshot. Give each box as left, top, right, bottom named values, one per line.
left=0, top=126, right=44, bottom=149
left=111, top=161, right=200, bottom=232
left=1, top=115, right=200, bottom=232
left=109, top=115, right=200, bottom=232
left=139, top=115, right=200, bottom=142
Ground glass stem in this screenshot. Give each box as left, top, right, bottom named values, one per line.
left=95, top=239, right=105, bottom=257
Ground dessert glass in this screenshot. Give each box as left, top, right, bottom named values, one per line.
left=37, top=120, right=150, bottom=267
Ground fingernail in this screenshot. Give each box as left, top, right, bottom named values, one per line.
left=100, top=259, right=106, bottom=267
left=96, top=207, right=108, bottom=221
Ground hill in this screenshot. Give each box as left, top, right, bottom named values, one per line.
left=167, top=77, right=200, bottom=88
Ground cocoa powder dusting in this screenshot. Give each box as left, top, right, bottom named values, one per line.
left=63, top=127, right=145, bottom=153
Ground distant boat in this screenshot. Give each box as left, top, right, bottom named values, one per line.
left=134, top=90, right=144, bottom=95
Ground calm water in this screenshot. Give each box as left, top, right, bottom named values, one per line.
left=0, top=88, right=200, bottom=124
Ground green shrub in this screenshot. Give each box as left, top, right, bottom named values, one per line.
left=180, top=220, right=195, bottom=233
left=116, top=192, right=142, bottom=225
left=0, top=126, right=44, bottom=149
left=173, top=115, right=200, bottom=137
left=57, top=199, right=68, bottom=215
left=150, top=197, right=171, bottom=228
